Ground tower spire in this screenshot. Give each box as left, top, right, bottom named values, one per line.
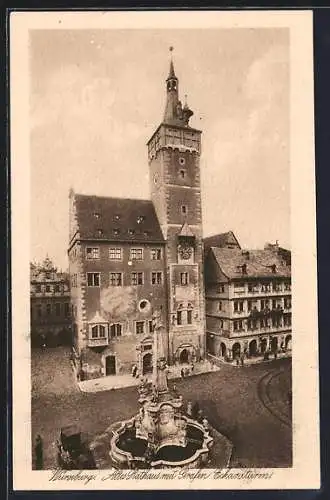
left=163, top=47, right=193, bottom=127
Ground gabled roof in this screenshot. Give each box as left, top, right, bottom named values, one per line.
left=203, top=231, right=241, bottom=250
left=178, top=222, right=195, bottom=238
left=74, top=194, right=165, bottom=244
left=210, top=247, right=291, bottom=280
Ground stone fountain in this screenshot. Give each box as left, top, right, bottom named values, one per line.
left=90, top=309, right=231, bottom=470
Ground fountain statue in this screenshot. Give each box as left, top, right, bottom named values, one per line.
left=104, top=307, right=215, bottom=469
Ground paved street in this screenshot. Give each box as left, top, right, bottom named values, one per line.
left=31, top=347, right=292, bottom=469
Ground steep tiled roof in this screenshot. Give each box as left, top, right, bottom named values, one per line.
left=210, top=247, right=291, bottom=279
left=204, top=231, right=241, bottom=250
left=74, top=194, right=165, bottom=243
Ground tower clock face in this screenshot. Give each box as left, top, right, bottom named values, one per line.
left=179, top=243, right=193, bottom=260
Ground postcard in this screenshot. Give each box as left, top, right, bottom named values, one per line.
left=10, top=9, right=319, bottom=490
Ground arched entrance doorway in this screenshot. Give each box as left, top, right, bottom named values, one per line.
left=270, top=337, right=278, bottom=353
left=220, top=343, right=227, bottom=358
left=180, top=349, right=189, bottom=364
left=232, top=342, right=241, bottom=360
left=105, top=355, right=116, bottom=375
left=285, top=335, right=292, bottom=350
left=249, top=339, right=258, bottom=357
left=260, top=338, right=267, bottom=353
left=142, top=353, right=153, bottom=374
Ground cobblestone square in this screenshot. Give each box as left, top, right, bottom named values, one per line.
left=31, top=347, right=292, bottom=469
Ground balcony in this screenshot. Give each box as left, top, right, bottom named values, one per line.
left=87, top=336, right=109, bottom=347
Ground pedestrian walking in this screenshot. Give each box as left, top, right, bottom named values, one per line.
left=191, top=363, right=194, bottom=373
left=35, top=434, right=43, bottom=470
left=236, top=356, right=239, bottom=366
left=274, top=351, right=278, bottom=360
left=240, top=355, right=244, bottom=366
left=132, top=364, right=137, bottom=378
left=181, top=368, right=185, bottom=379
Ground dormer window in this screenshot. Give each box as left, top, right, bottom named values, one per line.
left=93, top=212, right=100, bottom=219
left=271, top=264, right=277, bottom=273
left=137, top=215, right=145, bottom=224
left=97, top=229, right=103, bottom=236
left=128, top=229, right=135, bottom=236
left=143, top=230, right=150, bottom=237
left=113, top=214, right=120, bottom=221
left=113, top=228, right=120, bottom=235
left=242, top=263, right=247, bottom=275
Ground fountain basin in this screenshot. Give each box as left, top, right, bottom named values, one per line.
left=109, top=415, right=213, bottom=469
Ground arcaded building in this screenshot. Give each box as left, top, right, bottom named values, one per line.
left=68, top=59, right=206, bottom=380
left=204, top=239, right=292, bottom=362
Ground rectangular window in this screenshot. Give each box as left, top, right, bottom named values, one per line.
left=131, top=272, right=144, bottom=285
left=219, top=285, right=225, bottom=293
left=151, top=272, right=162, bottom=285
left=220, top=320, right=224, bottom=328
left=110, top=323, right=122, bottom=338
left=180, top=272, right=189, bottom=286
left=247, top=300, right=253, bottom=311
left=55, top=303, right=61, bottom=316
left=35, top=284, right=41, bottom=293
left=248, top=283, right=258, bottom=293
left=151, top=248, right=162, bottom=260
left=261, top=282, right=271, bottom=292
left=234, top=301, right=244, bottom=312
left=64, top=303, right=70, bottom=317
left=177, top=310, right=183, bottom=325
left=109, top=272, right=122, bottom=286
left=130, top=248, right=143, bottom=260
left=181, top=205, right=187, bottom=215
left=284, top=281, right=291, bottom=291
left=284, top=298, right=291, bottom=309
left=86, top=247, right=100, bottom=259
left=45, top=285, right=51, bottom=293
left=136, top=321, right=145, bottom=334
left=87, top=272, right=100, bottom=287
left=233, top=320, right=243, bottom=331
left=109, top=248, right=122, bottom=260
left=218, top=301, right=222, bottom=311
left=149, top=320, right=154, bottom=333
left=187, top=309, right=192, bottom=324
left=46, top=303, right=51, bottom=316
left=261, top=299, right=269, bottom=310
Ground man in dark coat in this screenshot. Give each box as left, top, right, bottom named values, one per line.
left=35, top=434, right=43, bottom=470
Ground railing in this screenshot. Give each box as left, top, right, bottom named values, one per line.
left=87, top=336, right=109, bottom=347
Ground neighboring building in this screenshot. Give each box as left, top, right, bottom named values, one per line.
left=204, top=240, right=292, bottom=362
left=68, top=58, right=206, bottom=380
left=203, top=231, right=241, bottom=253
left=30, top=257, right=71, bottom=347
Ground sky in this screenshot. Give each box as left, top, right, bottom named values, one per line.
left=30, top=28, right=290, bottom=270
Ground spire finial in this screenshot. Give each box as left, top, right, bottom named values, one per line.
left=167, top=46, right=176, bottom=80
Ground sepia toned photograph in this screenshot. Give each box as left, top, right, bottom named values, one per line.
left=11, top=10, right=319, bottom=490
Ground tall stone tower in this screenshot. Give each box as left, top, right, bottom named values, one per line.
left=147, top=54, right=206, bottom=365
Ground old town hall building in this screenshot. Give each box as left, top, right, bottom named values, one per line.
left=68, top=59, right=206, bottom=380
